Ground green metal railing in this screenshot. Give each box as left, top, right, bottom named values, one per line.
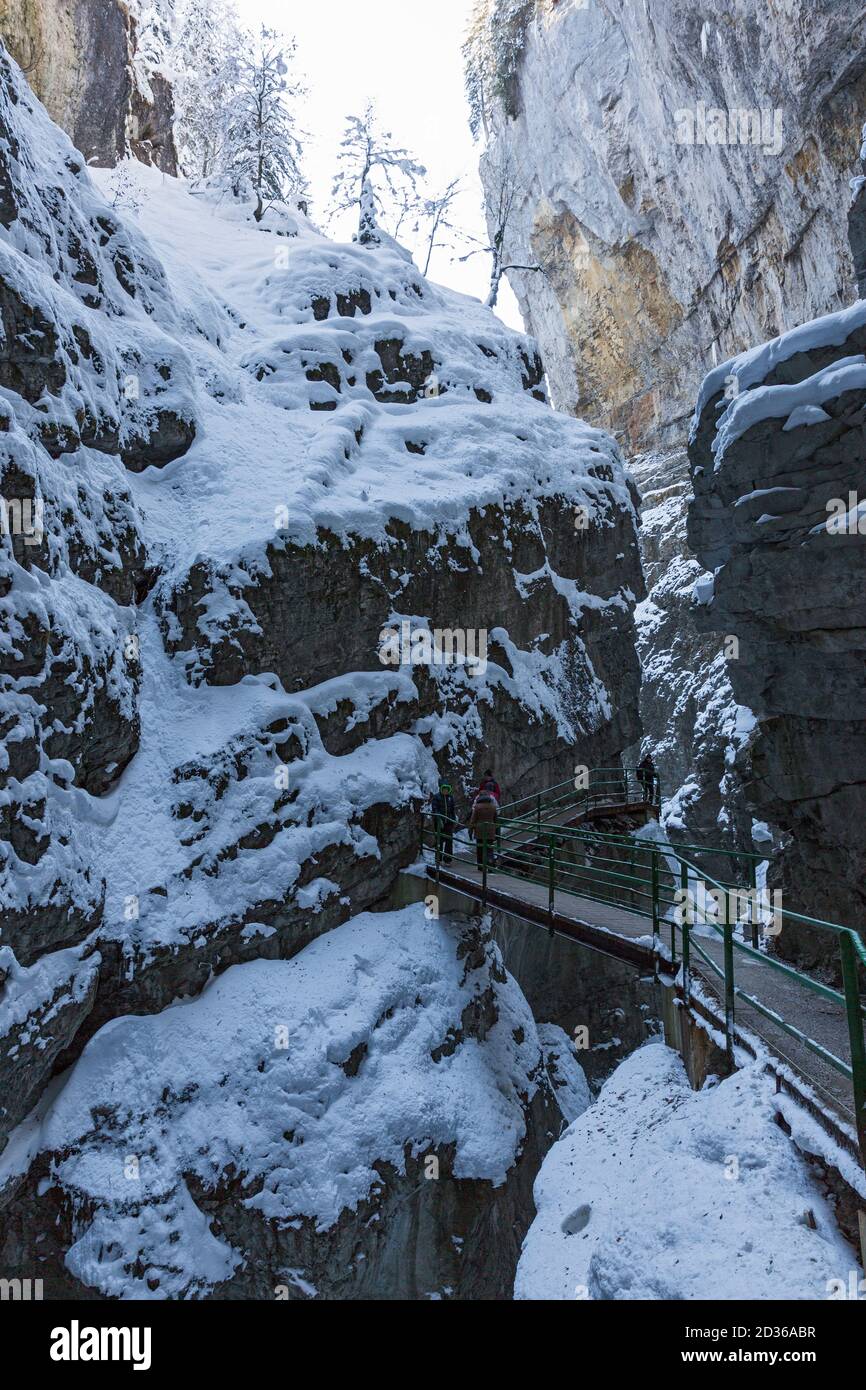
left=497, top=765, right=660, bottom=830
left=425, top=768, right=866, bottom=1166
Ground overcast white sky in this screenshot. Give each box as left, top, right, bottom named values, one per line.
left=237, top=0, right=523, bottom=329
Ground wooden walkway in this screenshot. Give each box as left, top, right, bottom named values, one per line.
left=428, top=854, right=860, bottom=1151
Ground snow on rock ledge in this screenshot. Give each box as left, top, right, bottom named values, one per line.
left=0, top=38, right=640, bottom=1295
left=516, top=1043, right=858, bottom=1301
left=5, top=905, right=559, bottom=1300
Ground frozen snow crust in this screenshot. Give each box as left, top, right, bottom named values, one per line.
left=6, top=905, right=555, bottom=1298
left=516, top=1043, right=858, bottom=1301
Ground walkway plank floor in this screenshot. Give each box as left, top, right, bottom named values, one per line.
left=428, top=851, right=858, bottom=1135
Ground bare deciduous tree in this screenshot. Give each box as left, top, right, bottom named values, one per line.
left=419, top=178, right=464, bottom=276
left=461, top=143, right=543, bottom=308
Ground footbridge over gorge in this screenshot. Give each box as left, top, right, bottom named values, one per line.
left=420, top=769, right=866, bottom=1183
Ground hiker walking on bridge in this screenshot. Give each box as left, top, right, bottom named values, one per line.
left=474, top=767, right=502, bottom=854
left=637, top=752, right=658, bottom=806
left=474, top=768, right=501, bottom=803
left=469, top=791, right=498, bottom=870
left=431, top=780, right=457, bottom=864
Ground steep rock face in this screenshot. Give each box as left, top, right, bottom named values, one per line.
left=0, top=45, right=196, bottom=1138
left=493, top=904, right=658, bottom=1086
left=688, top=302, right=866, bottom=959
left=471, top=0, right=866, bottom=452
left=0, top=0, right=177, bottom=171
left=0, top=46, right=642, bottom=1294
left=849, top=179, right=866, bottom=298
left=628, top=449, right=757, bottom=873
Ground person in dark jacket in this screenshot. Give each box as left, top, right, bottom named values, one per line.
left=475, top=769, right=503, bottom=853
left=469, top=791, right=498, bottom=870
left=431, top=781, right=457, bottom=863
left=637, top=753, right=657, bottom=806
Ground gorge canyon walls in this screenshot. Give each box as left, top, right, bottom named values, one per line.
left=0, top=40, right=642, bottom=1295
left=470, top=0, right=866, bottom=925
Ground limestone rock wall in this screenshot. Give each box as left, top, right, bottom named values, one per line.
left=0, top=0, right=177, bottom=170
left=627, top=449, right=758, bottom=875
left=472, top=0, right=866, bottom=453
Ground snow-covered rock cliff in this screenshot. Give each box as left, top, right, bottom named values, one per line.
left=468, top=0, right=866, bottom=877
left=0, top=43, right=643, bottom=1294
left=688, top=301, right=866, bottom=960
left=3, top=905, right=563, bottom=1299
left=628, top=449, right=757, bottom=872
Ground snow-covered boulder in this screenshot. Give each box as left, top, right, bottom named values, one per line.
left=4, top=906, right=560, bottom=1300
left=516, top=1043, right=858, bottom=1300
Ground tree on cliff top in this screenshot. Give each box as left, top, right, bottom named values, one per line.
left=173, top=10, right=307, bottom=218
left=463, top=0, right=536, bottom=141
left=172, top=0, right=243, bottom=182
left=223, top=27, right=308, bottom=221
left=330, top=102, right=426, bottom=246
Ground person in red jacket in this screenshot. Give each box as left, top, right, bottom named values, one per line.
left=475, top=768, right=501, bottom=803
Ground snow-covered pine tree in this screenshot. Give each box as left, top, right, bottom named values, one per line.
left=331, top=101, right=425, bottom=246
left=463, top=0, right=536, bottom=141
left=171, top=0, right=243, bottom=182
left=223, top=26, right=307, bottom=221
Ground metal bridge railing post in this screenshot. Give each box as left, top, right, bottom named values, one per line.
left=547, top=835, right=555, bottom=934
left=481, top=837, right=488, bottom=906
left=680, top=860, right=690, bottom=1005
left=723, top=915, right=736, bottom=1071
left=670, top=870, right=677, bottom=965
left=536, top=793, right=541, bottom=835
left=747, top=857, right=759, bottom=948
left=839, top=930, right=866, bottom=1168
left=651, top=849, right=660, bottom=949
